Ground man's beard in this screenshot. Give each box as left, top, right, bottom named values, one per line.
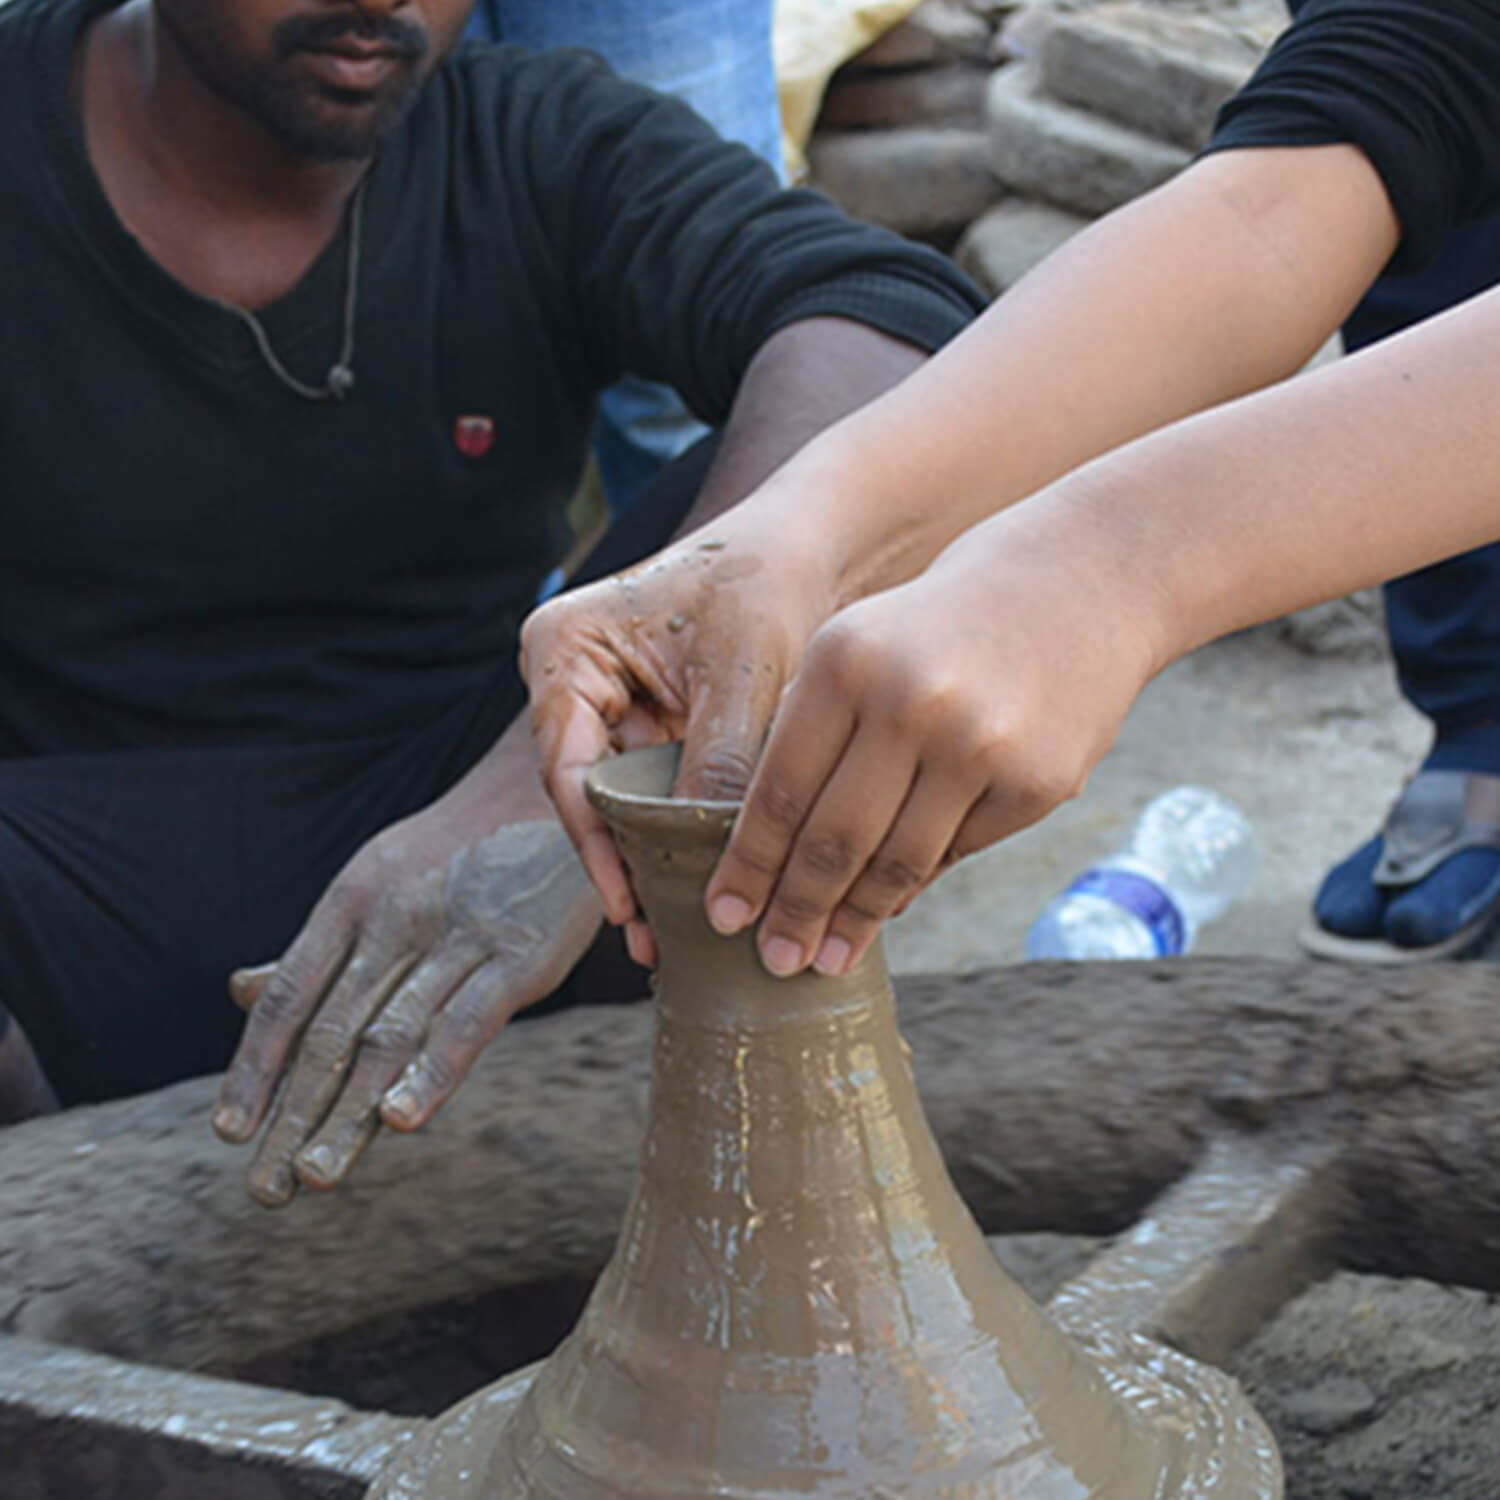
left=157, top=5, right=431, bottom=162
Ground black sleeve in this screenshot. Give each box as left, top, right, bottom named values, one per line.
left=1203, top=0, right=1500, bottom=271
left=487, top=47, right=985, bottom=426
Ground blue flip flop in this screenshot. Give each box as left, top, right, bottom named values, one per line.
left=1300, top=769, right=1500, bottom=963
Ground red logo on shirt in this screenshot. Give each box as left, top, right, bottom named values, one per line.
left=454, top=414, right=496, bottom=460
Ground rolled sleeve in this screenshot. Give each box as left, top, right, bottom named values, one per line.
left=1203, top=0, right=1500, bottom=270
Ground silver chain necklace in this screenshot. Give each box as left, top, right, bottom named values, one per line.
left=217, top=177, right=367, bottom=402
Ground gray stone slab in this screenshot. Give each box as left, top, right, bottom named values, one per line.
left=1039, top=2, right=1266, bottom=149
left=986, top=61, right=1190, bottom=215
left=819, top=60, right=991, bottom=131
left=0, top=1334, right=417, bottom=1500
left=955, top=195, right=1089, bottom=295
left=810, top=127, right=1003, bottom=236
left=854, top=0, right=997, bottom=68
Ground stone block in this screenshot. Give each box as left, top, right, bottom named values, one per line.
left=810, top=128, right=1003, bottom=237
left=1039, top=2, right=1266, bottom=150
left=954, top=196, right=1089, bottom=296
left=855, top=0, right=997, bottom=69
left=986, top=62, right=1190, bottom=216
left=1273, top=586, right=1388, bottom=663
left=819, top=61, right=991, bottom=131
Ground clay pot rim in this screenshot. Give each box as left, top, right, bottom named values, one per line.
left=585, top=745, right=740, bottom=840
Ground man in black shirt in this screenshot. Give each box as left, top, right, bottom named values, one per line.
left=0, top=0, right=983, bottom=1202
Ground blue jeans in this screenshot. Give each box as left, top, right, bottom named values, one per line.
left=1280, top=0, right=1500, bottom=760
left=466, top=0, right=783, bottom=516
left=1342, top=217, right=1500, bottom=761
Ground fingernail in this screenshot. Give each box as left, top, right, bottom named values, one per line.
left=813, top=936, right=852, bottom=977
left=214, top=1106, right=249, bottom=1141
left=710, top=894, right=753, bottom=935
left=298, top=1145, right=338, bottom=1183
left=383, top=1084, right=419, bottom=1126
left=250, top=1168, right=295, bottom=1208
left=762, top=936, right=804, bottom=978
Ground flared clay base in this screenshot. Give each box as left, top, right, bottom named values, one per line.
left=371, top=747, right=1281, bottom=1500
left=375, top=1331, right=1279, bottom=1499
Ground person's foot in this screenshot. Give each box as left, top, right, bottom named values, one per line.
left=1303, top=769, right=1500, bottom=963
left=0, top=1009, right=59, bottom=1126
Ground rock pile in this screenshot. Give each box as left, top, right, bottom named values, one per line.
left=809, top=0, right=1287, bottom=296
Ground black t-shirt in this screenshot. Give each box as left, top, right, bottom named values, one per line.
left=1207, top=0, right=1500, bottom=270
left=0, top=0, right=983, bottom=756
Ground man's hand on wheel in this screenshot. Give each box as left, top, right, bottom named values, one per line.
left=213, top=813, right=600, bottom=1207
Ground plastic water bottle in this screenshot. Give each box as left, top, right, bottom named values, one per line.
left=1024, top=787, right=1258, bottom=960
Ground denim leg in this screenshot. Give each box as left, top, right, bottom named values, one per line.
left=466, top=1, right=783, bottom=514
left=1309, top=213, right=1500, bottom=946
left=1340, top=215, right=1500, bottom=744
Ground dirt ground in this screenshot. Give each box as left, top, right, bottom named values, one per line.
left=997, top=1233, right=1500, bottom=1500
left=900, top=618, right=1500, bottom=1500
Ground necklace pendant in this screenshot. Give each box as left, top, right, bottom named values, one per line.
left=327, top=364, right=356, bottom=400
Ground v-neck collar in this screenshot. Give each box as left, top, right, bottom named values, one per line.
left=29, top=0, right=408, bottom=382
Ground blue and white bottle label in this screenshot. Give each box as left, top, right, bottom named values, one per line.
left=1066, top=869, right=1186, bottom=956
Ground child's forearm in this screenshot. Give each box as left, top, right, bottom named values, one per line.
left=748, top=143, right=1400, bottom=611
left=950, top=278, right=1500, bottom=674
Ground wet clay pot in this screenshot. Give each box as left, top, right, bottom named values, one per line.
left=375, top=746, right=1281, bottom=1499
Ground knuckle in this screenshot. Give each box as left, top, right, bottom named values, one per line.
left=836, top=891, right=890, bottom=925
left=324, top=872, right=377, bottom=918
left=299, top=1016, right=356, bottom=1070
left=769, top=886, right=832, bottom=926
left=688, top=747, right=757, bottom=803
left=864, top=852, right=927, bottom=897
left=517, top=603, right=551, bottom=658
left=805, top=619, right=877, bottom=694
left=993, top=751, right=1076, bottom=823
left=434, top=1002, right=493, bottom=1062
left=754, top=778, right=808, bottom=840
left=361, top=1015, right=428, bottom=1061
left=944, top=706, right=1006, bottom=767
left=892, top=675, right=966, bottom=739
left=416, top=1050, right=460, bottom=1101
left=249, top=974, right=310, bottom=1033
left=797, top=831, right=859, bottom=883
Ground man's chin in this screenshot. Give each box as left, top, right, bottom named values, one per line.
left=265, top=85, right=419, bottom=162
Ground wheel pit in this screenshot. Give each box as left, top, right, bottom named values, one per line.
left=3, top=958, right=1497, bottom=1497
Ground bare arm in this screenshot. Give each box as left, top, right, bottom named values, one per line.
left=1042, top=276, right=1500, bottom=662
left=529, top=143, right=1401, bottom=950
left=690, top=316, right=931, bottom=524
left=712, top=276, right=1500, bottom=978
left=737, top=145, right=1400, bottom=609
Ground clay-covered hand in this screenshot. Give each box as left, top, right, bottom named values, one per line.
left=213, top=816, right=601, bottom=1207
left=522, top=527, right=834, bottom=966
left=703, top=513, right=1163, bottom=978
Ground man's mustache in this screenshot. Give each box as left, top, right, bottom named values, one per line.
left=272, top=11, right=429, bottom=62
